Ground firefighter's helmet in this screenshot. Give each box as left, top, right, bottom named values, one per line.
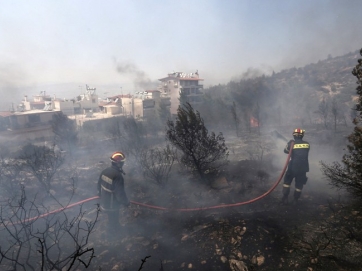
left=110, top=151, right=126, bottom=166
left=292, top=128, right=305, bottom=138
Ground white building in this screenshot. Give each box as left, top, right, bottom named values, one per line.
left=158, top=71, right=204, bottom=115
left=74, top=85, right=99, bottom=113
left=100, top=94, right=142, bottom=117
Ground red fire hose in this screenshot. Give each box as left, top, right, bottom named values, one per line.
left=10, top=143, right=293, bottom=225
left=131, top=142, right=293, bottom=211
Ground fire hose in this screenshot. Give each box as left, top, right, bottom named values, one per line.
left=10, top=142, right=293, bottom=225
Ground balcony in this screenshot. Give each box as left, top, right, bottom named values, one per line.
left=180, top=84, right=203, bottom=89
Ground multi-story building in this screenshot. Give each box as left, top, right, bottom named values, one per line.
left=158, top=71, right=203, bottom=115
left=53, top=99, right=75, bottom=115
left=99, top=90, right=171, bottom=121
left=73, top=85, right=99, bottom=114
left=20, top=86, right=99, bottom=115
left=22, top=92, right=52, bottom=111
left=0, top=109, right=61, bottom=142
left=99, top=94, right=142, bottom=117
left=134, top=90, right=171, bottom=120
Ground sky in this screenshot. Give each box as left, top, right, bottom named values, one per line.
left=1, top=0, right=362, bottom=109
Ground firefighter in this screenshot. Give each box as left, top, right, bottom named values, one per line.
left=281, top=128, right=310, bottom=205
left=97, top=151, right=130, bottom=232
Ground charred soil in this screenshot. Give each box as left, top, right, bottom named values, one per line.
left=72, top=150, right=356, bottom=271
left=87, top=187, right=347, bottom=271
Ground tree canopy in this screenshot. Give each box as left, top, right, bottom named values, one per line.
left=321, top=48, right=362, bottom=198
left=166, top=103, right=228, bottom=182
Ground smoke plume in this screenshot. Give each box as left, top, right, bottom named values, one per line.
left=115, top=61, right=158, bottom=91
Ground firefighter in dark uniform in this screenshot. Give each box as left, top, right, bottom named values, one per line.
left=282, top=128, right=310, bottom=205
left=98, top=151, right=130, bottom=232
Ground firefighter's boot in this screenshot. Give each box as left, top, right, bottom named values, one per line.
left=292, top=189, right=302, bottom=206
left=281, top=195, right=288, bottom=205
left=281, top=185, right=290, bottom=205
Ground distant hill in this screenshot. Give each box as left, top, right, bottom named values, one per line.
left=201, top=49, right=361, bottom=129
left=270, top=49, right=359, bottom=104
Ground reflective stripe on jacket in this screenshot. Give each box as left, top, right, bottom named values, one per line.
left=97, top=165, right=128, bottom=211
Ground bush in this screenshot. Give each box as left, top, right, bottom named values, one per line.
left=166, top=103, right=228, bottom=182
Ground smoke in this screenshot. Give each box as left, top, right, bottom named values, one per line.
left=115, top=61, right=159, bottom=91
left=0, top=63, right=28, bottom=111
left=230, top=67, right=268, bottom=81
left=279, top=0, right=362, bottom=69
left=270, top=125, right=351, bottom=200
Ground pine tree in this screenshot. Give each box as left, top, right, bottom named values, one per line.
left=321, top=48, right=362, bottom=198
left=166, top=103, right=228, bottom=182
left=178, top=89, right=188, bottom=108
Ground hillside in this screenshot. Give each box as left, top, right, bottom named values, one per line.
left=199, top=49, right=361, bottom=132
left=271, top=50, right=359, bottom=102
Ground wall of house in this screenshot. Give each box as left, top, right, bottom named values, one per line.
left=54, top=100, right=75, bottom=115
left=9, top=111, right=57, bottom=129
left=23, top=101, right=32, bottom=111
left=121, top=97, right=133, bottom=116
left=39, top=112, right=55, bottom=123
left=133, top=98, right=143, bottom=118
left=105, top=106, right=120, bottom=115
left=162, top=78, right=179, bottom=115
left=78, top=94, right=99, bottom=110
left=143, top=107, right=156, bottom=120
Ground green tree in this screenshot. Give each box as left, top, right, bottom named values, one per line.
left=166, top=103, right=228, bottom=182
left=157, top=101, right=171, bottom=125
left=178, top=88, right=188, bottom=108
left=321, top=48, right=362, bottom=198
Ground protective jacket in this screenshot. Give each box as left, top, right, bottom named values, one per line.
left=284, top=138, right=310, bottom=173
left=97, top=165, right=129, bottom=211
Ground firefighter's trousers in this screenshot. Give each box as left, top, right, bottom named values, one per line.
left=282, top=170, right=307, bottom=200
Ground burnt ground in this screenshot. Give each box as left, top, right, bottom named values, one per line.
left=3, top=127, right=360, bottom=271
left=84, top=182, right=349, bottom=271
left=70, top=154, right=359, bottom=271
left=45, top=127, right=360, bottom=271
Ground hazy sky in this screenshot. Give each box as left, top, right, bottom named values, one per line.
left=1, top=0, right=362, bottom=106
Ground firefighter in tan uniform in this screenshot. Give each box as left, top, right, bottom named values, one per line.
left=98, top=151, right=130, bottom=232
left=282, top=128, right=310, bottom=205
